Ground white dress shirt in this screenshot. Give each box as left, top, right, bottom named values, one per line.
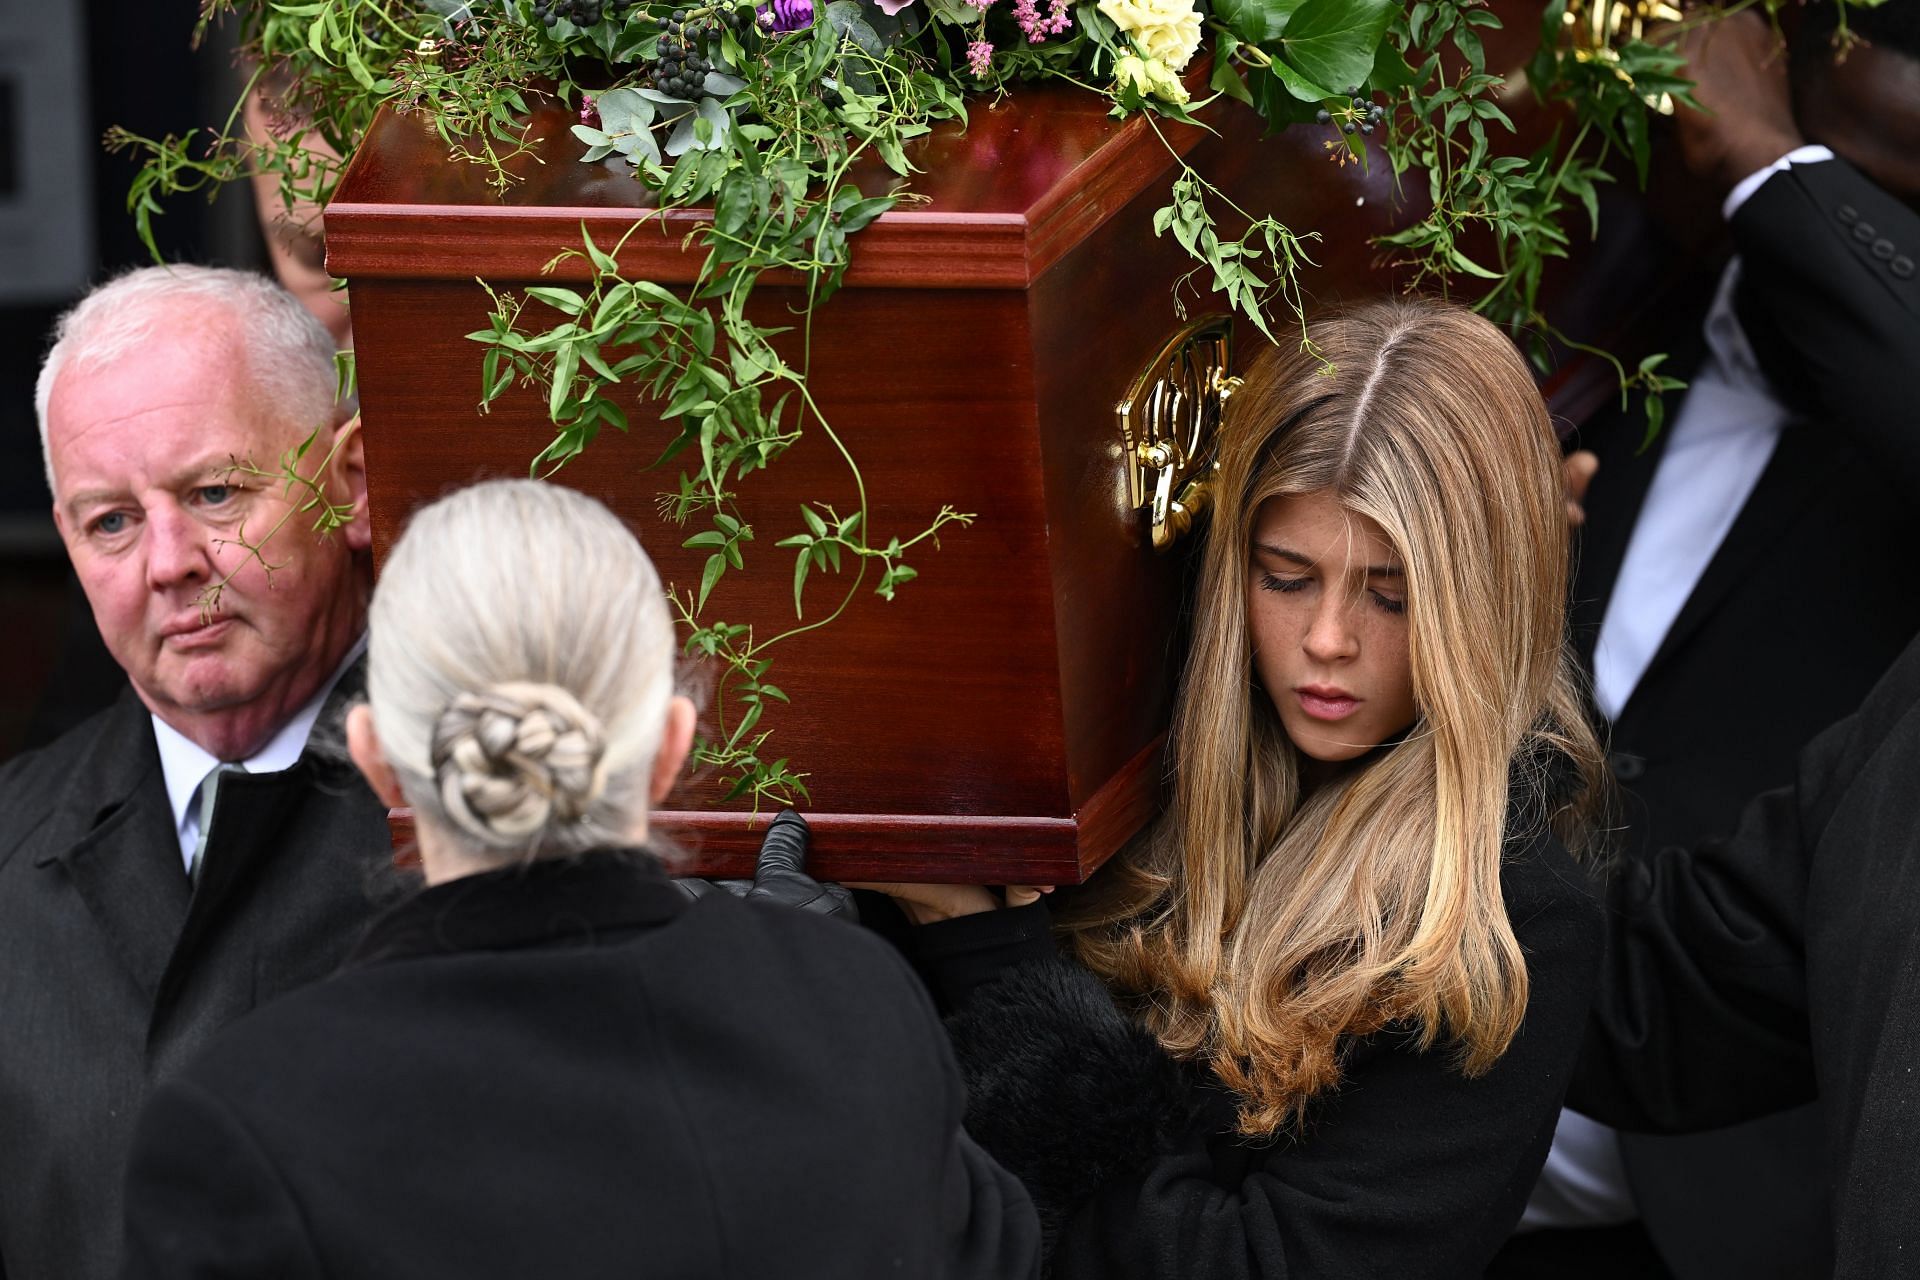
left=151, top=635, right=368, bottom=873
left=1522, top=147, right=1832, bottom=1232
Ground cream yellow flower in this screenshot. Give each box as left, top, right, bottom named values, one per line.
left=1098, top=0, right=1202, bottom=71
left=1115, top=52, right=1191, bottom=104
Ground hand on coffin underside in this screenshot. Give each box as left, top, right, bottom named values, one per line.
left=675, top=809, right=859, bottom=922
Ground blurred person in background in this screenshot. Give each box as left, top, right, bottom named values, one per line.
left=1498, top=4, right=1920, bottom=1275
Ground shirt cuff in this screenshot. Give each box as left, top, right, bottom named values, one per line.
left=912, top=899, right=1058, bottom=1008
left=1722, top=144, right=1835, bottom=222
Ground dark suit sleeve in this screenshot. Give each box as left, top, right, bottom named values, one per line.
left=1733, top=157, right=1920, bottom=490
left=937, top=841, right=1602, bottom=1279
left=120, top=1076, right=326, bottom=1280
left=1568, top=704, right=1870, bottom=1132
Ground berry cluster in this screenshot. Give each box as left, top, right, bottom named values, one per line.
left=645, top=7, right=745, bottom=97
left=1316, top=85, right=1387, bottom=136
left=527, top=0, right=633, bottom=26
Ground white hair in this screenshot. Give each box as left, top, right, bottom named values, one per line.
left=367, top=479, right=678, bottom=866
left=35, top=264, right=339, bottom=495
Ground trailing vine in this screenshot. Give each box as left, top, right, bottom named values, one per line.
left=122, top=0, right=1871, bottom=803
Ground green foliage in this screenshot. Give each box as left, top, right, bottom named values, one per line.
left=465, top=10, right=980, bottom=802
left=129, top=0, right=1881, bottom=803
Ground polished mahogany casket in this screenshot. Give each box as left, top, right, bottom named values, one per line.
left=326, top=36, right=1657, bottom=883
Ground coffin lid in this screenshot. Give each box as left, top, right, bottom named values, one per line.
left=325, top=79, right=1212, bottom=290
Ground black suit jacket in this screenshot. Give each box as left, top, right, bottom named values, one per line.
left=0, top=681, right=393, bottom=1280
left=1569, top=157, right=1920, bottom=1275
left=119, top=851, right=1041, bottom=1280
left=1572, top=628, right=1920, bottom=1278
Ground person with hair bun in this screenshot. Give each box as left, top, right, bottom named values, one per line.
left=867, top=298, right=1609, bottom=1277
left=117, top=479, right=1040, bottom=1280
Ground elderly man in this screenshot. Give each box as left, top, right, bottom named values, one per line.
left=0, top=265, right=390, bottom=1280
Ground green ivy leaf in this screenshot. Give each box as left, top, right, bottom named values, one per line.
left=1212, top=0, right=1308, bottom=45
left=1277, top=0, right=1396, bottom=98
left=1269, top=56, right=1336, bottom=102
left=1368, top=37, right=1420, bottom=91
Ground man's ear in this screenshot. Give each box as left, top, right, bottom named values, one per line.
left=649, top=695, right=697, bottom=805
left=329, top=415, right=372, bottom=554
left=346, top=703, right=406, bottom=808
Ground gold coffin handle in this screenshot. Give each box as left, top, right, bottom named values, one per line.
left=1115, top=314, right=1242, bottom=551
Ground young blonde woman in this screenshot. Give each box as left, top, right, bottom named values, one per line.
left=875, top=297, right=1608, bottom=1277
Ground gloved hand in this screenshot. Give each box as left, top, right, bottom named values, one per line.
left=742, top=810, right=857, bottom=921
left=674, top=811, right=857, bottom=922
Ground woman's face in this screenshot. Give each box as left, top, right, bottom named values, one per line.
left=1247, top=490, right=1416, bottom=762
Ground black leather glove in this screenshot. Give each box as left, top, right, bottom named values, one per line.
left=674, top=811, right=856, bottom=922
left=743, top=810, right=857, bottom=921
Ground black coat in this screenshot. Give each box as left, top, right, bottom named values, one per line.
left=1571, top=629, right=1920, bottom=1277
left=119, top=850, right=1041, bottom=1280
left=0, top=683, right=393, bottom=1280
left=916, top=808, right=1602, bottom=1278
left=1568, top=156, right=1920, bottom=1274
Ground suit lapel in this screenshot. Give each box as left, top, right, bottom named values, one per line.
left=1632, top=423, right=1840, bottom=693
left=156, top=656, right=370, bottom=1013
left=37, top=692, right=190, bottom=1000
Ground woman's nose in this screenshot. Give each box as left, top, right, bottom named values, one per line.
left=1301, top=595, right=1360, bottom=664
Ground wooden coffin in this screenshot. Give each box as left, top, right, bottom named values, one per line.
left=326, top=31, right=1670, bottom=883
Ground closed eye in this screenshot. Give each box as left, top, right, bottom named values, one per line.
left=1259, top=573, right=1309, bottom=594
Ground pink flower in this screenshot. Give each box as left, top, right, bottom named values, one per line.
left=1012, top=0, right=1071, bottom=40
left=966, top=38, right=994, bottom=75
left=579, top=95, right=601, bottom=129
left=874, top=0, right=918, bottom=12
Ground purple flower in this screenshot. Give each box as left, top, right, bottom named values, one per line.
left=579, top=95, right=601, bottom=129
left=756, top=0, right=814, bottom=32
left=966, top=38, right=994, bottom=75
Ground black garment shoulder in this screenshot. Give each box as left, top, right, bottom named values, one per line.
left=924, top=779, right=1602, bottom=1273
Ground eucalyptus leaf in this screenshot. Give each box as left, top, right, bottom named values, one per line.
left=596, top=88, right=656, bottom=130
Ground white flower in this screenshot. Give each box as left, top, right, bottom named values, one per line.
left=1115, top=52, right=1191, bottom=104
left=1097, top=0, right=1202, bottom=71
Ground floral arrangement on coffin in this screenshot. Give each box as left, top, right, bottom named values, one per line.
left=116, top=0, right=1856, bottom=805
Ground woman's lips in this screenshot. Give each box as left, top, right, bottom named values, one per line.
left=1295, top=687, right=1360, bottom=721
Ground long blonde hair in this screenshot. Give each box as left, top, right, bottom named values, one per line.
left=1067, top=298, right=1603, bottom=1135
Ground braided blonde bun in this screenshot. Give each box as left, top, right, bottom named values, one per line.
left=364, top=478, right=676, bottom=864
left=431, top=683, right=609, bottom=846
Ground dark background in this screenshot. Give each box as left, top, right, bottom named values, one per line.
left=0, top=0, right=267, bottom=761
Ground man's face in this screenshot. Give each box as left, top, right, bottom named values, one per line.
left=1798, top=41, right=1920, bottom=212
left=46, top=319, right=369, bottom=759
